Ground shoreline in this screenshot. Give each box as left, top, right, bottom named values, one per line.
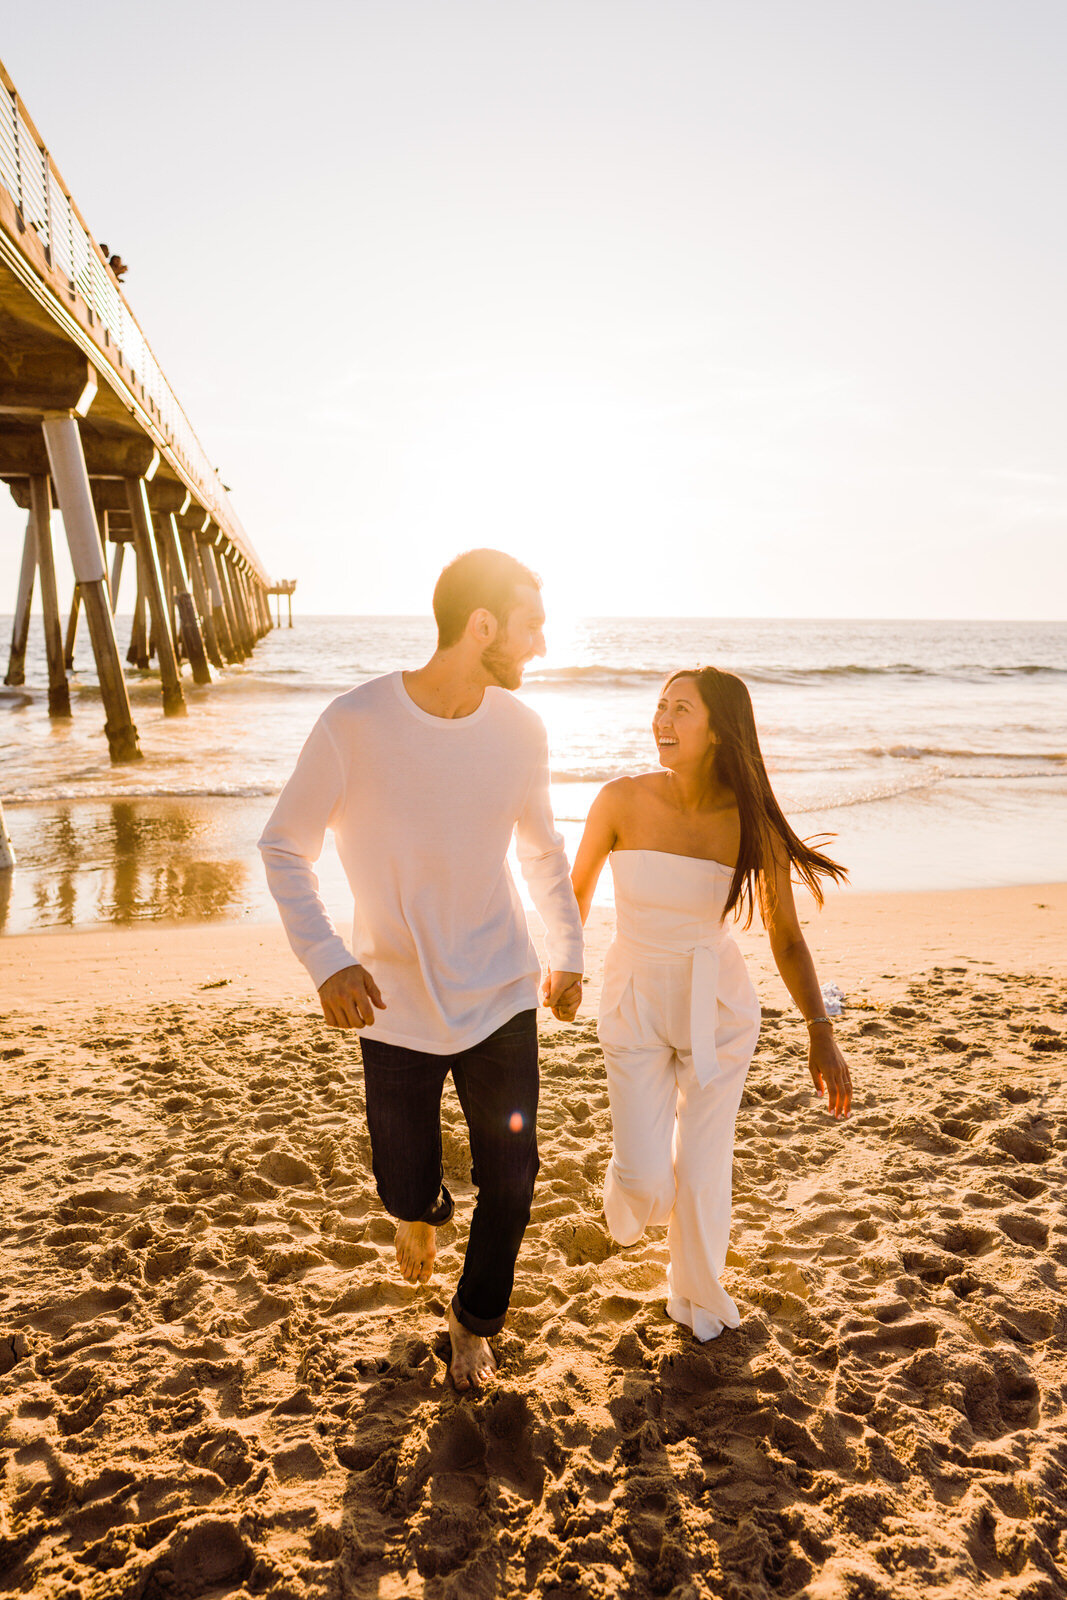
left=2, top=779, right=1066, bottom=939
left=2, top=883, right=1065, bottom=1021
left=2, top=755, right=1066, bottom=937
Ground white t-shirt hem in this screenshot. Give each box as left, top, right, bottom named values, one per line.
left=359, top=984, right=540, bottom=1056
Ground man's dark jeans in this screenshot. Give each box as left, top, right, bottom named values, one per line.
left=359, top=1009, right=539, bottom=1336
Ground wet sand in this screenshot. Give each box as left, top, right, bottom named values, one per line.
left=1, top=884, right=1066, bottom=1599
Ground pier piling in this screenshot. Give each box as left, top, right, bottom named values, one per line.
left=267, top=580, right=296, bottom=629
left=64, top=585, right=81, bottom=672
left=233, top=564, right=256, bottom=652
left=29, top=475, right=72, bottom=719
left=127, top=581, right=149, bottom=669
left=125, top=476, right=186, bottom=717
left=179, top=527, right=224, bottom=671
left=4, top=515, right=36, bottom=687
left=161, top=512, right=211, bottom=685
left=40, top=420, right=141, bottom=762
left=200, top=539, right=240, bottom=665
left=110, top=541, right=125, bottom=611
left=217, top=552, right=249, bottom=660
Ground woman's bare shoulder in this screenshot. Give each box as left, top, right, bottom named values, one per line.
left=586, top=773, right=648, bottom=824
left=626, top=771, right=672, bottom=802
left=594, top=773, right=670, bottom=829
left=598, top=772, right=665, bottom=806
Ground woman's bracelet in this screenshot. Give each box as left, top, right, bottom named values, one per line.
left=805, top=1016, right=834, bottom=1029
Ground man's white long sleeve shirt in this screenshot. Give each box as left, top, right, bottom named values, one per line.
left=258, top=672, right=584, bottom=1054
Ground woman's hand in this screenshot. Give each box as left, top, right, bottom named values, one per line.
left=807, top=1025, right=852, bottom=1118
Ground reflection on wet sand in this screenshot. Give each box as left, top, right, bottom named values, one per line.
left=96, top=804, right=248, bottom=924
left=2, top=800, right=254, bottom=933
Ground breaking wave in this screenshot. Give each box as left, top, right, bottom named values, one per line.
left=525, top=662, right=1067, bottom=689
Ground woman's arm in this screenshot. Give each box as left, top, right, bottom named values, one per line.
left=761, top=839, right=853, bottom=1119
left=570, top=783, right=622, bottom=925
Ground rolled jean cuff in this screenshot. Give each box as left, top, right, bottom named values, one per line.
left=420, top=1186, right=454, bottom=1227
left=451, top=1291, right=505, bottom=1338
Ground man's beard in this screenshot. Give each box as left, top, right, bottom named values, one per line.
left=481, top=640, right=524, bottom=690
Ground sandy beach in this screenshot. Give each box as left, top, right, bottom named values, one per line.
left=2, top=882, right=1066, bottom=1599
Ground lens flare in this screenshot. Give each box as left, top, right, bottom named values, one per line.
left=508, top=1111, right=524, bottom=1133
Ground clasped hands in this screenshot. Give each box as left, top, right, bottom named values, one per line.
left=541, top=969, right=583, bottom=1023
left=318, top=964, right=584, bottom=1028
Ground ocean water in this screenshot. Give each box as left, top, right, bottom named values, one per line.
left=1, top=615, right=1064, bottom=933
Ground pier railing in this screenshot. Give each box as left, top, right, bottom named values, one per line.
left=0, top=60, right=264, bottom=581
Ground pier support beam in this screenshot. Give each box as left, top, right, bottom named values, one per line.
left=231, top=564, right=254, bottom=653
left=4, top=515, right=36, bottom=686
left=29, top=475, right=72, bottom=719
left=127, top=580, right=150, bottom=669
left=159, top=513, right=211, bottom=685
left=179, top=528, right=224, bottom=671
left=238, top=566, right=259, bottom=650
left=124, top=476, right=186, bottom=716
left=246, top=571, right=263, bottom=644
left=200, top=540, right=240, bottom=664
left=110, top=541, right=125, bottom=611
left=217, top=552, right=250, bottom=660
left=64, top=585, right=81, bottom=671
left=152, top=524, right=178, bottom=656
left=41, top=418, right=141, bottom=762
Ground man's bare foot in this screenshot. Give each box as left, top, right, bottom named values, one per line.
left=395, top=1219, right=436, bottom=1284
left=447, top=1304, right=497, bottom=1392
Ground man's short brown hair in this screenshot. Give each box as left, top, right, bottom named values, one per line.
left=433, top=549, right=541, bottom=649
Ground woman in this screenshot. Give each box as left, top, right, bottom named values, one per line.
left=571, top=667, right=853, bottom=1342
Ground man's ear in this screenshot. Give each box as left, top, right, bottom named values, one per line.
left=467, top=607, right=498, bottom=645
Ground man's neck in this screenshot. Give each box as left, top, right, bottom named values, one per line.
left=402, top=652, right=493, bottom=719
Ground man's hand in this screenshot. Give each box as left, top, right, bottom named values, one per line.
left=318, top=964, right=386, bottom=1029
left=541, top=969, right=583, bottom=1023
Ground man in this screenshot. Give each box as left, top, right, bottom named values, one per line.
left=259, top=549, right=583, bottom=1391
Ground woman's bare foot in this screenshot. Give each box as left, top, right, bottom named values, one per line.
left=447, top=1304, right=497, bottom=1392
left=395, top=1219, right=436, bottom=1284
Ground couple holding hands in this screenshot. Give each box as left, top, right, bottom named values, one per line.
left=259, top=549, right=852, bottom=1391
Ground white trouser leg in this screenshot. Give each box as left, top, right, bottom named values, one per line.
left=664, top=1048, right=751, bottom=1340
left=600, top=1039, right=679, bottom=1246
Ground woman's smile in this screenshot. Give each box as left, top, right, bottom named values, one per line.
left=653, top=678, right=713, bottom=767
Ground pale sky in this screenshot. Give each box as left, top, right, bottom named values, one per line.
left=2, top=0, right=1065, bottom=618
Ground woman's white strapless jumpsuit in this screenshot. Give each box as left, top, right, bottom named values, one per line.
left=597, top=850, right=762, bottom=1341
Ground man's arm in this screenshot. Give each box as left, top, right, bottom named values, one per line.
left=515, top=729, right=584, bottom=1020
left=258, top=714, right=363, bottom=993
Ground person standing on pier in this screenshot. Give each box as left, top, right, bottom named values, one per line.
left=259, top=550, right=583, bottom=1391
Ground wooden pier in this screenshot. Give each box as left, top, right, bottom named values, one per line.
left=0, top=57, right=285, bottom=769
left=268, top=579, right=297, bottom=628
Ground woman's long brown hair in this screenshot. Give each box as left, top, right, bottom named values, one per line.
left=664, top=667, right=847, bottom=926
